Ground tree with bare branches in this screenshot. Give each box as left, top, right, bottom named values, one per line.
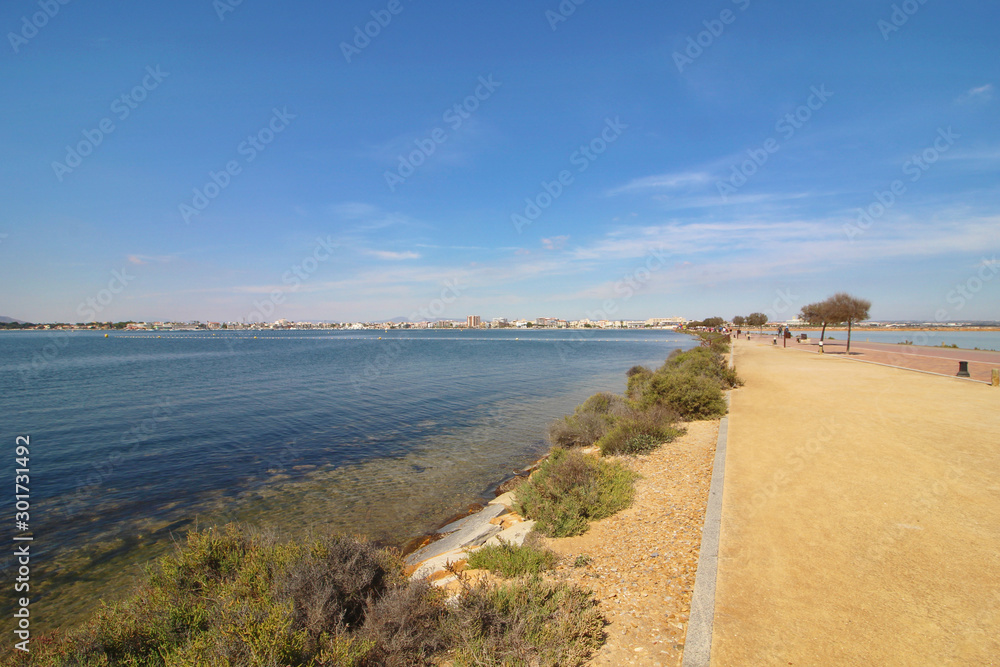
left=800, top=300, right=841, bottom=342
left=828, top=293, right=871, bottom=353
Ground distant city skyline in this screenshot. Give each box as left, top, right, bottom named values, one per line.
left=2, top=3, right=998, bottom=323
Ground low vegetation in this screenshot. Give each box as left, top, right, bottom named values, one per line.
left=447, top=575, right=604, bottom=667
left=520, top=337, right=742, bottom=538
left=548, top=338, right=740, bottom=457
left=514, top=448, right=637, bottom=538
left=466, top=536, right=557, bottom=578
left=8, top=524, right=604, bottom=667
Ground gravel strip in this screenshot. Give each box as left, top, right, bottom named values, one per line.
left=542, top=419, right=720, bottom=667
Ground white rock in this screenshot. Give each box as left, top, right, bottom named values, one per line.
left=484, top=519, right=536, bottom=548
left=489, top=491, right=518, bottom=508
left=409, top=548, right=468, bottom=580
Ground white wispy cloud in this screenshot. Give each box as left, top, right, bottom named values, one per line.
left=329, top=202, right=417, bottom=232
left=127, top=254, right=176, bottom=265
left=607, top=170, right=713, bottom=195
left=541, top=236, right=569, bottom=250
left=365, top=249, right=421, bottom=260
left=956, top=83, right=994, bottom=104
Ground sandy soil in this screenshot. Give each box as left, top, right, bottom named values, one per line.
left=713, top=339, right=1000, bottom=666
left=541, top=419, right=720, bottom=667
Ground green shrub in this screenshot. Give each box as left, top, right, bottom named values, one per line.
left=8, top=524, right=605, bottom=667
left=278, top=534, right=403, bottom=639
left=662, top=346, right=742, bottom=389
left=575, top=392, right=617, bottom=415
left=625, top=367, right=654, bottom=401
left=447, top=576, right=604, bottom=667
left=596, top=418, right=683, bottom=456
left=359, top=581, right=448, bottom=666
left=692, top=330, right=732, bottom=353
left=547, top=392, right=633, bottom=447
left=639, top=370, right=728, bottom=420
left=515, top=449, right=636, bottom=537
left=594, top=403, right=683, bottom=455
left=466, top=538, right=557, bottom=578
left=547, top=411, right=609, bottom=448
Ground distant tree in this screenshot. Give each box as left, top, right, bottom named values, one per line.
left=732, top=315, right=746, bottom=327
left=702, top=316, right=725, bottom=328
left=800, top=300, right=841, bottom=341
left=746, top=312, right=768, bottom=333
left=829, top=293, right=871, bottom=353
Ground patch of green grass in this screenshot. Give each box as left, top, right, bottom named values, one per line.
left=515, top=449, right=637, bottom=538
left=466, top=538, right=557, bottom=578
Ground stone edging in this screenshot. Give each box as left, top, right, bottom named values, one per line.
left=682, top=351, right=733, bottom=667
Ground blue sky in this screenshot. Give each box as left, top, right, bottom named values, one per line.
left=2, top=1, right=998, bottom=323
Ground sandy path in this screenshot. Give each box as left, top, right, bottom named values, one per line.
left=712, top=339, right=1000, bottom=666
left=543, top=419, right=720, bottom=667
left=744, top=334, right=1000, bottom=383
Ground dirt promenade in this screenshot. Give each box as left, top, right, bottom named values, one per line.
left=742, top=333, right=1000, bottom=383
left=711, top=339, right=1000, bottom=666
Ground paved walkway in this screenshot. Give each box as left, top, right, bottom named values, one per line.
left=711, top=339, right=1000, bottom=666
left=738, top=333, right=1000, bottom=384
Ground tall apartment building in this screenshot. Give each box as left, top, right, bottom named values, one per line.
left=466, top=315, right=481, bottom=328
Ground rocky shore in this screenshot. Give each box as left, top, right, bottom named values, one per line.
left=402, top=419, right=721, bottom=666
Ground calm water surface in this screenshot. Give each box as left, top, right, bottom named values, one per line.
left=1, top=329, right=694, bottom=629
left=794, top=329, right=1000, bottom=350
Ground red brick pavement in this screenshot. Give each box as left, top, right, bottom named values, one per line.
left=738, top=333, right=1000, bottom=384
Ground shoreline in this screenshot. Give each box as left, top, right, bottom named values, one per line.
left=399, top=335, right=730, bottom=665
